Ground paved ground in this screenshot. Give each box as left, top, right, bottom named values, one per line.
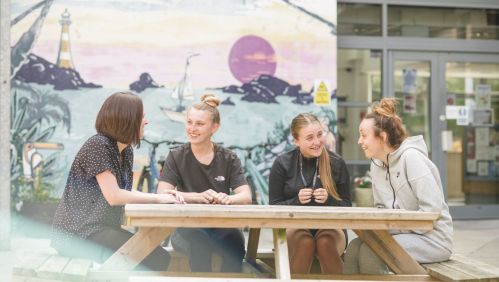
left=1, top=219, right=499, bottom=281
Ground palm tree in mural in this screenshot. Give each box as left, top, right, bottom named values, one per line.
left=10, top=86, right=71, bottom=204
left=9, top=0, right=64, bottom=205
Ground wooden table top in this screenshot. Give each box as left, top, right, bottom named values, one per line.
left=125, top=204, right=440, bottom=230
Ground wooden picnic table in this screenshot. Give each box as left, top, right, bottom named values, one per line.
left=100, top=204, right=440, bottom=281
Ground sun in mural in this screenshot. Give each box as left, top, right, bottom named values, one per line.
left=228, top=35, right=277, bottom=83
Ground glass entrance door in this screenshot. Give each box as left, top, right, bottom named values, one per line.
left=388, top=52, right=443, bottom=174
left=440, top=54, right=499, bottom=218
left=389, top=51, right=499, bottom=219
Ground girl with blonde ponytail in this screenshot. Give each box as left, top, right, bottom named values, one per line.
left=269, top=113, right=351, bottom=274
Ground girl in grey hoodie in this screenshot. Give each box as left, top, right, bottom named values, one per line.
left=344, top=98, right=453, bottom=274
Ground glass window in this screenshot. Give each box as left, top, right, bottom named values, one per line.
left=388, top=6, right=499, bottom=40
left=337, top=49, right=382, bottom=103
left=338, top=3, right=382, bottom=36
left=337, top=48, right=382, bottom=160
left=445, top=62, right=499, bottom=205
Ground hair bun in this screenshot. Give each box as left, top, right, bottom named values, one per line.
left=372, top=98, right=399, bottom=119
left=200, top=94, right=220, bottom=108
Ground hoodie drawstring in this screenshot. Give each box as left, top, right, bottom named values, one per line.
left=385, top=153, right=397, bottom=209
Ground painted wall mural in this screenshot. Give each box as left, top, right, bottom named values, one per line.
left=10, top=0, right=337, bottom=204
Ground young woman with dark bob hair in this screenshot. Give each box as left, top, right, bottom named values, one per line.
left=269, top=113, right=351, bottom=274
left=344, top=98, right=453, bottom=274
left=51, top=91, right=182, bottom=271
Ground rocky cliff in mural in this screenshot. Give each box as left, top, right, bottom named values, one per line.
left=129, top=72, right=160, bottom=93
left=14, top=54, right=101, bottom=90
left=221, top=74, right=312, bottom=104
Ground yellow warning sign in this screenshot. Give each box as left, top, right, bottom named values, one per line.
left=313, top=80, right=331, bottom=105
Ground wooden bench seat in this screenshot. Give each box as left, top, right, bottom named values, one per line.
left=13, top=254, right=93, bottom=282
left=423, top=254, right=499, bottom=282
left=129, top=275, right=439, bottom=282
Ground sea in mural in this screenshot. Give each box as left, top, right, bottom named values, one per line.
left=10, top=0, right=337, bottom=203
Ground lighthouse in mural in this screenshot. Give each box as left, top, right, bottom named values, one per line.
left=56, top=9, right=74, bottom=69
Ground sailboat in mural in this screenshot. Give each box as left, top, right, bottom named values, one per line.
left=160, top=53, right=199, bottom=123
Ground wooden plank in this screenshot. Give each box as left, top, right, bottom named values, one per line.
left=35, top=255, right=70, bottom=280
left=87, top=271, right=266, bottom=282
left=437, top=259, right=498, bottom=279
left=61, top=258, right=93, bottom=282
left=245, top=228, right=260, bottom=265
left=129, top=278, right=282, bottom=282
left=423, top=255, right=499, bottom=282
left=293, top=274, right=438, bottom=281
left=273, top=228, right=291, bottom=280
left=253, top=259, right=275, bottom=276
left=424, top=262, right=474, bottom=282
left=12, top=275, right=63, bottom=282
left=242, top=260, right=271, bottom=278
left=451, top=254, right=499, bottom=277
left=354, top=230, right=426, bottom=275
left=13, top=254, right=51, bottom=277
left=129, top=217, right=435, bottom=231
left=125, top=204, right=440, bottom=222
left=128, top=277, right=438, bottom=282
left=100, top=227, right=173, bottom=271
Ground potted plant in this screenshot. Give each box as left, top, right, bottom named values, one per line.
left=353, top=172, right=373, bottom=207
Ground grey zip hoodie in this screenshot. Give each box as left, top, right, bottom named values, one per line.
left=370, top=135, right=453, bottom=254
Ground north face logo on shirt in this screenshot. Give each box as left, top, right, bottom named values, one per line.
left=214, top=176, right=225, bottom=182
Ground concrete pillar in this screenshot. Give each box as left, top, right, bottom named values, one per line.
left=0, top=0, right=12, bottom=250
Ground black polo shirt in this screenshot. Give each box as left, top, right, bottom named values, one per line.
left=159, top=143, right=247, bottom=193
left=51, top=133, right=133, bottom=250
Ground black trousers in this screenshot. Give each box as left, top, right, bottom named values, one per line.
left=173, top=228, right=245, bottom=272
left=55, top=228, right=170, bottom=271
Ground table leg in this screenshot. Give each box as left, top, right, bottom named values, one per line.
left=245, top=228, right=260, bottom=265
left=272, top=228, right=291, bottom=280
left=100, top=227, right=174, bottom=271
left=353, top=229, right=426, bottom=274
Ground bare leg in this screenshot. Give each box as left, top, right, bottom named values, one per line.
left=286, top=229, right=316, bottom=274
left=315, top=229, right=346, bottom=274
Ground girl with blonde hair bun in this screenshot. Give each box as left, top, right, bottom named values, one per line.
left=157, top=94, right=252, bottom=273
left=344, top=98, right=453, bottom=274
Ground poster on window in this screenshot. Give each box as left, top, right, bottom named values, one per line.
left=475, top=84, right=491, bottom=109
left=403, top=95, right=417, bottom=114
left=477, top=161, right=489, bottom=176
left=402, top=68, right=417, bottom=94
left=472, top=109, right=494, bottom=127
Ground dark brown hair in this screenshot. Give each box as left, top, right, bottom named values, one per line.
left=291, top=113, right=341, bottom=200
left=95, top=91, right=143, bottom=146
left=365, top=98, right=407, bottom=149
left=189, top=94, right=221, bottom=124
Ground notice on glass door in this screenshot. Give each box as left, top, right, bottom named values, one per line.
left=402, top=69, right=417, bottom=94
left=475, top=127, right=489, bottom=147
left=475, top=84, right=491, bottom=109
